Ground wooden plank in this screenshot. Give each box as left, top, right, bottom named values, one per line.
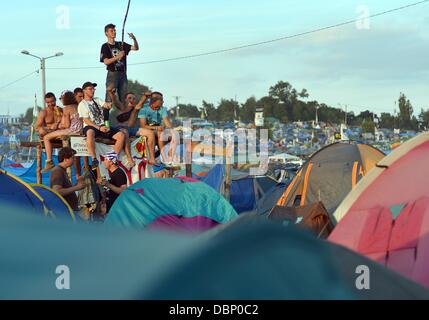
left=36, top=144, right=42, bottom=185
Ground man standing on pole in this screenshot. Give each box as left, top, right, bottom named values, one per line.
left=100, top=23, right=139, bottom=104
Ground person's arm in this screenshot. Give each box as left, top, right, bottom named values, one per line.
left=128, top=94, right=150, bottom=127
left=102, top=43, right=125, bottom=66
left=53, top=183, right=84, bottom=197
left=163, top=116, right=173, bottom=129
left=60, top=107, right=71, bottom=129
left=140, top=117, right=155, bottom=131
left=128, top=33, right=139, bottom=51
left=127, top=108, right=140, bottom=128
left=107, top=88, right=125, bottom=111
left=35, top=110, right=46, bottom=131
left=82, top=118, right=109, bottom=133
left=106, top=182, right=127, bottom=195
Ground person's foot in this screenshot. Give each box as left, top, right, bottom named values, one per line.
left=92, top=159, right=99, bottom=168
left=148, top=159, right=160, bottom=166
left=41, top=160, right=55, bottom=173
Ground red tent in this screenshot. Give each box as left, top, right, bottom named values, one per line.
left=330, top=132, right=429, bottom=289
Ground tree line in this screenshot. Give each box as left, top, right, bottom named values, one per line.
left=21, top=80, right=429, bottom=131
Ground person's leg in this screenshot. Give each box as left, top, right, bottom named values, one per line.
left=74, top=156, right=82, bottom=179
left=42, top=129, right=68, bottom=172
left=167, top=129, right=178, bottom=163
left=121, top=129, right=135, bottom=167
left=105, top=71, right=116, bottom=103
left=112, top=130, right=125, bottom=156
left=137, top=128, right=157, bottom=165
left=118, top=72, right=128, bottom=104
left=85, top=128, right=98, bottom=165
left=158, top=131, right=168, bottom=163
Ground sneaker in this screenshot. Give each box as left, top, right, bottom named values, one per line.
left=41, top=160, right=55, bottom=173
left=92, top=159, right=99, bottom=168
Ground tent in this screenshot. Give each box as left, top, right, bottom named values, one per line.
left=256, top=182, right=289, bottom=215
left=0, top=169, right=47, bottom=215
left=330, top=132, right=429, bottom=289
left=1, top=207, right=428, bottom=299
left=106, top=177, right=238, bottom=232
left=200, top=164, right=278, bottom=214
left=277, top=141, right=385, bottom=214
left=30, top=184, right=75, bottom=221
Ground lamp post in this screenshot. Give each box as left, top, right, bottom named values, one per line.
left=21, top=50, right=63, bottom=106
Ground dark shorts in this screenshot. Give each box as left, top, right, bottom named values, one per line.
left=83, top=126, right=121, bottom=139
left=113, top=125, right=139, bottom=137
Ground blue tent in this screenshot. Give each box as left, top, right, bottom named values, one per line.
left=31, top=184, right=75, bottom=221
left=200, top=164, right=277, bottom=214
left=0, top=169, right=47, bottom=215
left=256, top=182, right=289, bottom=216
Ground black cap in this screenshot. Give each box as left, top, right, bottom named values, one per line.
left=82, top=82, right=97, bottom=90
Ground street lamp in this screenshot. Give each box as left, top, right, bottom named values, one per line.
left=21, top=50, right=64, bottom=106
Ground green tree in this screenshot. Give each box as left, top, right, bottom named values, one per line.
left=419, top=109, right=429, bottom=130
left=216, top=99, right=240, bottom=122
left=362, top=119, right=376, bottom=134
left=23, top=106, right=41, bottom=124
left=176, top=104, right=200, bottom=118
left=202, top=100, right=217, bottom=122
left=127, top=79, right=150, bottom=100
left=240, top=97, right=257, bottom=122
left=397, top=93, right=415, bottom=130
left=379, top=112, right=395, bottom=129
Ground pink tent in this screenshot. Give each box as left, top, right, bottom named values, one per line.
left=330, top=133, right=429, bottom=289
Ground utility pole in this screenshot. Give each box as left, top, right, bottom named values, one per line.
left=21, top=50, right=63, bottom=106
left=344, top=105, right=348, bottom=126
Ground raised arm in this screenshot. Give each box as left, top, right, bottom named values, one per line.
left=107, top=87, right=125, bottom=111
left=129, top=33, right=139, bottom=51
left=128, top=92, right=151, bottom=127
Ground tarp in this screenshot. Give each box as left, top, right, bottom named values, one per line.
left=330, top=132, right=429, bottom=289
left=106, top=177, right=238, bottom=232
left=2, top=207, right=428, bottom=299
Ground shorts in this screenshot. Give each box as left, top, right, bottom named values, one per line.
left=113, top=125, right=139, bottom=137
left=83, top=126, right=121, bottom=140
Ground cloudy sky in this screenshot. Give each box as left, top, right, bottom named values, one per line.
left=0, top=0, right=428, bottom=116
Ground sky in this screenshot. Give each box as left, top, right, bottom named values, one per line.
left=0, top=0, right=428, bottom=117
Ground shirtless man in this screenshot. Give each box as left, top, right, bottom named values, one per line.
left=35, top=92, right=63, bottom=138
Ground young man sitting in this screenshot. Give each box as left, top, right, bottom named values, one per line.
left=138, top=92, right=177, bottom=164
left=77, top=81, right=125, bottom=167
left=35, top=92, right=63, bottom=138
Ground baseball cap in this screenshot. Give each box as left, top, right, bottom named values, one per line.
left=82, top=82, right=98, bottom=90
left=103, top=151, right=118, bottom=163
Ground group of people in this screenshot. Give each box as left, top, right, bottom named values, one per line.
left=34, top=23, right=178, bottom=216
